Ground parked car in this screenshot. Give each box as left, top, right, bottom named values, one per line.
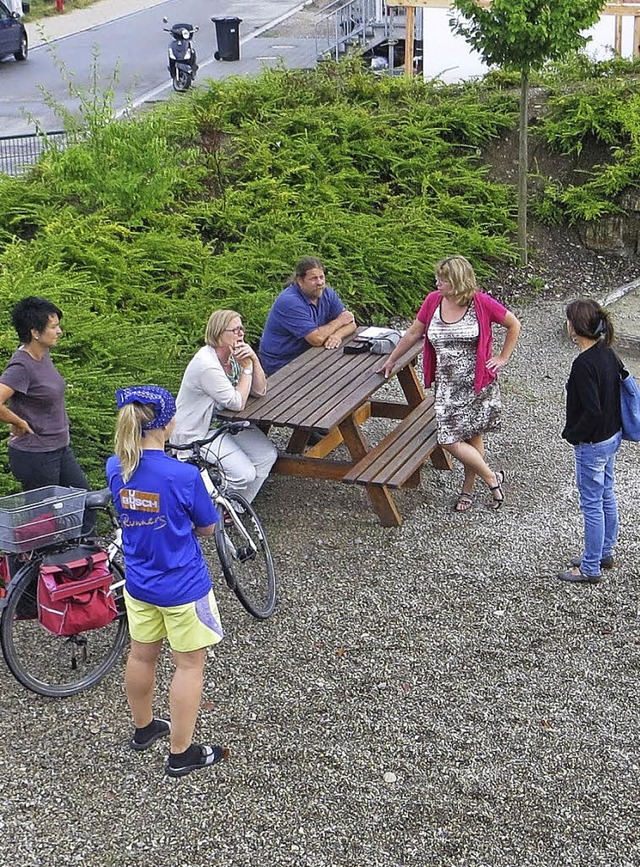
left=0, top=0, right=28, bottom=62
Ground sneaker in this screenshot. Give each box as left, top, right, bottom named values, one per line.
left=570, top=555, right=614, bottom=570
left=130, top=718, right=171, bottom=751
left=165, top=743, right=229, bottom=778
left=557, top=567, right=601, bottom=585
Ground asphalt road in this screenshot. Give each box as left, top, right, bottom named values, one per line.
left=0, top=0, right=305, bottom=136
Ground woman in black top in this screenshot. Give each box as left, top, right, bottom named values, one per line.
left=558, top=299, right=622, bottom=584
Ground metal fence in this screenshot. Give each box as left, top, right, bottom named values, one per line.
left=0, top=130, right=70, bottom=177
left=315, top=0, right=383, bottom=62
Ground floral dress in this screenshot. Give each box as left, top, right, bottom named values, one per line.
left=426, top=302, right=501, bottom=445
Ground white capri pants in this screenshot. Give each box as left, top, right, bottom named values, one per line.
left=203, top=425, right=277, bottom=504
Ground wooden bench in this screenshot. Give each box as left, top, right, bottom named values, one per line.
left=342, top=397, right=451, bottom=526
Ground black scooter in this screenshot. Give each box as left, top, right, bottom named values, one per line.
left=163, top=17, right=199, bottom=92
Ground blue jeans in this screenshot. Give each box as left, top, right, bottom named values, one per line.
left=574, top=431, right=622, bottom=576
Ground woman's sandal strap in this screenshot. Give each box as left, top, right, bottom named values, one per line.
left=489, top=471, right=505, bottom=509
left=454, top=492, right=474, bottom=512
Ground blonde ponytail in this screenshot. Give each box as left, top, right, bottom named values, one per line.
left=114, top=403, right=155, bottom=483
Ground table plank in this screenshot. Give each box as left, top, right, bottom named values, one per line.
left=225, top=341, right=349, bottom=426
left=215, top=327, right=445, bottom=527
left=284, top=353, right=382, bottom=429
left=221, top=329, right=423, bottom=432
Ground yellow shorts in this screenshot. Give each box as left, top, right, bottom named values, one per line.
left=124, top=588, right=224, bottom=653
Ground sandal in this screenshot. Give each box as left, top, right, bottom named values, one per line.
left=454, top=492, right=474, bottom=512
left=488, top=470, right=505, bottom=510
left=130, top=718, right=171, bottom=751
left=165, top=743, right=229, bottom=778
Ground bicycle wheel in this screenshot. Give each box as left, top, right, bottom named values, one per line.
left=0, top=560, right=128, bottom=698
left=214, top=494, right=277, bottom=620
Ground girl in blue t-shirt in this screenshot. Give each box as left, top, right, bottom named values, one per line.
left=107, top=385, right=228, bottom=778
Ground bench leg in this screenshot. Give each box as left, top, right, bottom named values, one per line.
left=366, top=484, right=402, bottom=527
left=404, top=469, right=421, bottom=488
left=430, top=445, right=453, bottom=470
left=286, top=403, right=372, bottom=457
left=305, top=428, right=343, bottom=458
left=286, top=429, right=313, bottom=454
left=305, top=404, right=372, bottom=458
left=338, top=415, right=369, bottom=461
left=397, top=364, right=425, bottom=408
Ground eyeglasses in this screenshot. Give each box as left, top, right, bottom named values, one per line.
left=223, top=326, right=245, bottom=335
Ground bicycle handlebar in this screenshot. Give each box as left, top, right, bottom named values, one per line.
left=167, top=419, right=250, bottom=452
left=85, top=488, right=113, bottom=510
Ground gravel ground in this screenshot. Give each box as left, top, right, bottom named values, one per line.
left=0, top=297, right=639, bottom=867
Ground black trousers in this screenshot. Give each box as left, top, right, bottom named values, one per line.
left=8, top=445, right=95, bottom=534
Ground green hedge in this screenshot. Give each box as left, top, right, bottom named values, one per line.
left=532, top=56, right=640, bottom=224
left=0, top=60, right=519, bottom=495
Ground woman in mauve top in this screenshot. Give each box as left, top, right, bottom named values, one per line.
left=379, top=255, right=521, bottom=512
left=0, top=296, right=90, bottom=497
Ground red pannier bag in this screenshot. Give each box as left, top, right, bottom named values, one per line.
left=37, top=547, right=118, bottom=636
left=0, top=555, right=10, bottom=599
left=14, top=512, right=57, bottom=546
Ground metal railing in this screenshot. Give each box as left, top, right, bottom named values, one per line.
left=315, top=0, right=383, bottom=61
left=0, top=130, right=70, bottom=177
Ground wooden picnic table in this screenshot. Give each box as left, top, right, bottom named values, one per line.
left=220, top=329, right=450, bottom=526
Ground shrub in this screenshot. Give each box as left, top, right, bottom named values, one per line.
left=0, top=61, right=522, bottom=494
left=533, top=56, right=640, bottom=225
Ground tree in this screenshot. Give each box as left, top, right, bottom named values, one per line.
left=450, top=0, right=605, bottom=264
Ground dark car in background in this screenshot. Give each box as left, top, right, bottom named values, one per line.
left=0, top=0, right=28, bottom=62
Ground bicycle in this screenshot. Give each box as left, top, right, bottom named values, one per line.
left=0, top=486, right=127, bottom=698
left=167, top=420, right=277, bottom=620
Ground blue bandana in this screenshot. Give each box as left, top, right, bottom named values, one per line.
left=115, top=385, right=176, bottom=430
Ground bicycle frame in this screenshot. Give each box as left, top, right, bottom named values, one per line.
left=167, top=420, right=277, bottom=620
left=167, top=421, right=258, bottom=556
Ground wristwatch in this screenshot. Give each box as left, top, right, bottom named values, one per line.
left=242, top=365, right=254, bottom=375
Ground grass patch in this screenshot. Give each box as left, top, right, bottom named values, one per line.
left=23, top=0, right=98, bottom=22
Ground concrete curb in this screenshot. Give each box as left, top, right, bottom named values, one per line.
left=603, top=276, right=640, bottom=354
left=602, top=275, right=640, bottom=308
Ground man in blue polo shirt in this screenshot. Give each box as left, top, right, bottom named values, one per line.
left=259, top=257, right=356, bottom=375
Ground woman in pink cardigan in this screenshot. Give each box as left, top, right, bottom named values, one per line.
left=379, top=255, right=521, bottom=511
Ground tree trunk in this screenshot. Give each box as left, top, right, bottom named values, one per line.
left=518, top=70, right=529, bottom=266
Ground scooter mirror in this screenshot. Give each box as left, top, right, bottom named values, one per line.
left=194, top=26, right=200, bottom=33
left=162, top=16, right=168, bottom=23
